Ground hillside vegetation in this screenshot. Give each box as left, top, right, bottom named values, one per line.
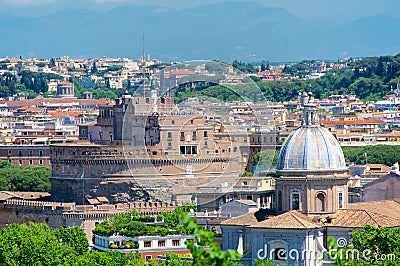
left=177, top=54, right=400, bottom=103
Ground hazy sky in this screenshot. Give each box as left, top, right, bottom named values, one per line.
left=0, top=0, right=399, bottom=20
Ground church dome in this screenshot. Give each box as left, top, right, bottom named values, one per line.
left=276, top=104, right=347, bottom=174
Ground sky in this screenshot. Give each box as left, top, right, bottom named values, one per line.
left=0, top=0, right=398, bottom=61
left=0, top=0, right=399, bottom=21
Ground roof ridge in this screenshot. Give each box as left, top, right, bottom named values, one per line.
left=289, top=211, right=314, bottom=228
left=364, top=209, right=400, bottom=225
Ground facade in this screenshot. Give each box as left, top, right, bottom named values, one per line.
left=57, top=81, right=75, bottom=98
left=0, top=145, right=50, bottom=167
left=93, top=234, right=194, bottom=261
left=361, top=170, right=400, bottom=202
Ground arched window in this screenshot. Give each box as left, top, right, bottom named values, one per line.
left=316, top=192, right=326, bottom=212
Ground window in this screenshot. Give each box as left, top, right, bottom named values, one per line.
left=171, top=120, right=175, bottom=125
left=145, top=255, right=152, bottom=261
left=180, top=145, right=198, bottom=155
left=316, top=192, right=326, bottom=212
left=168, top=142, right=172, bottom=149
left=158, top=240, right=165, bottom=247
left=172, top=240, right=180, bottom=247
left=29, top=160, right=33, bottom=165
left=290, top=188, right=301, bottom=211
left=167, top=132, right=172, bottom=139
left=338, top=189, right=344, bottom=209
left=39, top=150, right=43, bottom=157
left=8, top=150, right=11, bottom=155
left=192, top=132, right=197, bottom=141
left=144, top=241, right=152, bottom=248
left=291, top=193, right=300, bottom=210
left=190, top=119, right=193, bottom=124
left=18, top=150, right=22, bottom=157
left=29, top=150, right=33, bottom=157
left=204, top=131, right=208, bottom=138
left=180, top=132, right=185, bottom=141
left=39, top=160, right=43, bottom=165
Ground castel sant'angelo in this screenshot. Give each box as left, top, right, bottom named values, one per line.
left=50, top=94, right=244, bottom=205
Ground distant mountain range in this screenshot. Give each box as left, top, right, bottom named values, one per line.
left=0, top=2, right=399, bottom=62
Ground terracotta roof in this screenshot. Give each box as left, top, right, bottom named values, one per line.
left=347, top=200, right=400, bottom=219
left=250, top=211, right=321, bottom=229
left=0, top=191, right=50, bottom=201
left=220, top=209, right=273, bottom=226
left=58, top=81, right=73, bottom=85
left=326, top=209, right=400, bottom=228
left=87, top=198, right=101, bottom=205
left=97, top=197, right=109, bottom=203
left=321, top=119, right=384, bottom=125
left=48, top=110, right=83, bottom=118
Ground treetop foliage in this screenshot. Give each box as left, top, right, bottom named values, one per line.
left=0, top=160, right=51, bottom=192
left=342, top=145, right=400, bottom=166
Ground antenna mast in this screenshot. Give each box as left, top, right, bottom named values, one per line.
left=142, top=30, right=145, bottom=61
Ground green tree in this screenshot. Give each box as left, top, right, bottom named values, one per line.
left=342, top=145, right=400, bottom=166
left=49, top=58, right=56, bottom=68
left=0, top=223, right=71, bottom=266
left=54, top=226, right=89, bottom=256
left=183, top=214, right=241, bottom=265
left=252, top=150, right=279, bottom=166
left=0, top=161, right=51, bottom=192
left=332, top=225, right=400, bottom=265
left=91, top=62, right=98, bottom=74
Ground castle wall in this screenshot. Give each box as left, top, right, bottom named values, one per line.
left=0, top=199, right=178, bottom=243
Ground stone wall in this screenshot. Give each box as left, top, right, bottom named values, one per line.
left=50, top=143, right=240, bottom=204
left=0, top=199, right=178, bottom=242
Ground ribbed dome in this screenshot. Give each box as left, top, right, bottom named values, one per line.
left=276, top=125, right=346, bottom=173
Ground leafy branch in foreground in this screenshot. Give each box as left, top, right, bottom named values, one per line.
left=183, top=214, right=241, bottom=265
